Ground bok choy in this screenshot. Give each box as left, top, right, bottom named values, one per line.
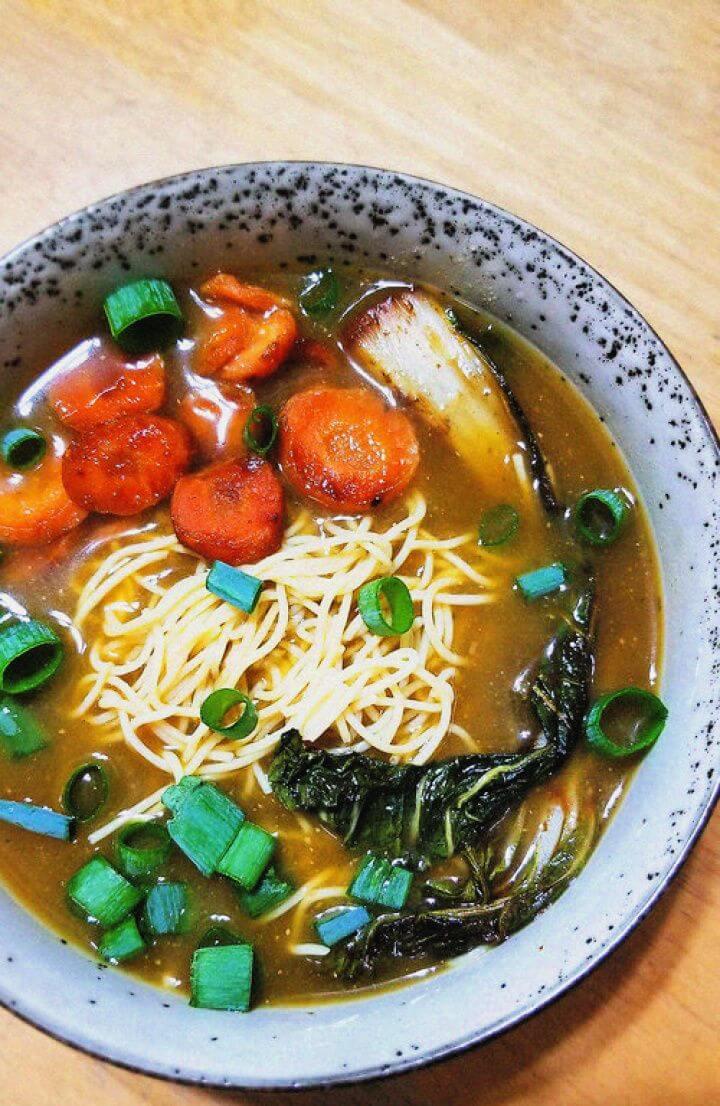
left=270, top=584, right=595, bottom=864
left=269, top=583, right=596, bottom=977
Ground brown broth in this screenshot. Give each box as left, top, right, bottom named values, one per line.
left=0, top=270, right=662, bottom=1006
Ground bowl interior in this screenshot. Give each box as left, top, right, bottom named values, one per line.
left=0, top=163, right=717, bottom=1088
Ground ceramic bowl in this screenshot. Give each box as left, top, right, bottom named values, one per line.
left=0, top=163, right=717, bottom=1089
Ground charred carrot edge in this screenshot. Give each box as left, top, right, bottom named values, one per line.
left=200, top=273, right=287, bottom=313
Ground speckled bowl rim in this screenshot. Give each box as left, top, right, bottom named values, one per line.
left=0, top=162, right=718, bottom=1089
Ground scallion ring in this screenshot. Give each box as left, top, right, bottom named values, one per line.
left=478, top=504, right=520, bottom=547
left=62, top=762, right=109, bottom=822
left=298, top=268, right=340, bottom=317
left=574, top=489, right=629, bottom=547
left=200, top=688, right=258, bottom=739
left=585, top=687, right=668, bottom=758
left=117, top=821, right=172, bottom=880
left=103, top=278, right=184, bottom=353
left=243, top=405, right=278, bottom=457
left=0, top=619, right=63, bottom=694
left=0, top=428, right=46, bottom=470
left=358, top=576, right=415, bottom=637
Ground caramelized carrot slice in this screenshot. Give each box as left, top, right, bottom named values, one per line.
left=0, top=440, right=87, bottom=546
left=200, top=273, right=287, bottom=313
left=194, top=273, right=298, bottom=384
left=179, top=385, right=256, bottom=462
left=49, top=344, right=165, bottom=430
left=62, top=414, right=192, bottom=516
left=171, top=457, right=284, bottom=565
left=278, top=387, right=420, bottom=513
left=194, top=303, right=298, bottom=383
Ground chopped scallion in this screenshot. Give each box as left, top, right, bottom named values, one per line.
left=348, top=853, right=413, bottom=910
left=0, top=697, right=48, bottom=758
left=207, top=561, right=263, bottom=614
left=585, top=687, right=668, bottom=758
left=0, top=619, right=63, bottom=694
left=163, top=781, right=244, bottom=876
left=358, top=576, right=414, bottom=637
left=236, top=866, right=293, bottom=918
left=103, top=278, right=183, bottom=353
left=67, top=856, right=142, bottom=927
left=478, top=503, right=520, bottom=547
left=99, top=915, right=146, bottom=963
left=0, top=428, right=46, bottom=470
left=0, top=799, right=74, bottom=840
left=243, top=405, right=278, bottom=457
left=62, top=762, right=109, bottom=822
left=298, top=268, right=340, bottom=317
left=516, top=562, right=567, bottom=601
left=142, top=881, right=190, bottom=936
left=190, top=943, right=254, bottom=1011
left=161, top=775, right=203, bottom=814
left=217, top=820, right=275, bottom=890
left=575, top=488, right=629, bottom=546
left=117, top=821, right=172, bottom=880
left=315, top=905, right=371, bottom=947
left=200, top=688, right=257, bottom=740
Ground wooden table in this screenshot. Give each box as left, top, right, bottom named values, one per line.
left=1, top=1, right=718, bottom=1102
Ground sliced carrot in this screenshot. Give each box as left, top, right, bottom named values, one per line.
left=194, top=272, right=298, bottom=384
left=200, top=273, right=288, bottom=313
left=62, top=414, right=192, bottom=517
left=49, top=344, right=165, bottom=430
left=0, top=441, right=87, bottom=546
left=179, top=385, right=256, bottom=462
left=171, top=457, right=284, bottom=565
left=278, top=387, right=420, bottom=513
left=194, top=303, right=298, bottom=383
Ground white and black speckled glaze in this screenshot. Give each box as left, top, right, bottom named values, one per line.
left=0, top=163, right=717, bottom=1089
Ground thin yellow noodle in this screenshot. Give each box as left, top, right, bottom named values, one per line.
left=72, top=494, right=497, bottom=842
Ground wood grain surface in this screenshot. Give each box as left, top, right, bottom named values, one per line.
left=1, top=1, right=718, bottom=1102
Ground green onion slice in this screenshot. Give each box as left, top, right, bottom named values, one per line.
left=117, top=821, right=172, bottom=880
left=585, top=687, right=668, bottom=758
left=207, top=561, right=263, bottom=614
left=516, top=562, right=567, bottom=601
left=142, top=881, right=190, bottom=937
left=243, top=405, right=278, bottom=457
left=67, top=856, right=142, bottom=926
left=200, top=688, right=257, bottom=740
left=0, top=619, right=63, bottom=694
left=478, top=504, right=520, bottom=547
left=298, top=268, right=340, bottom=317
left=99, top=915, right=146, bottom=963
left=103, top=278, right=183, bottom=353
left=236, top=866, right=293, bottom=918
left=358, top=576, right=414, bottom=637
left=0, top=428, right=46, bottom=470
left=161, top=775, right=203, bottom=814
left=217, top=820, right=275, bottom=890
left=0, top=799, right=74, bottom=840
left=315, top=905, right=371, bottom=947
left=62, top=762, right=109, bottom=822
left=164, top=781, right=244, bottom=876
left=348, top=853, right=413, bottom=910
left=190, top=943, right=254, bottom=1012
left=575, top=489, right=630, bottom=547
left=0, top=697, right=48, bottom=758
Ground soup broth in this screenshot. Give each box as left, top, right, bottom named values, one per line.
left=0, top=268, right=661, bottom=1006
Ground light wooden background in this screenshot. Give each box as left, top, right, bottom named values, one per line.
left=1, top=1, right=718, bottom=1103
